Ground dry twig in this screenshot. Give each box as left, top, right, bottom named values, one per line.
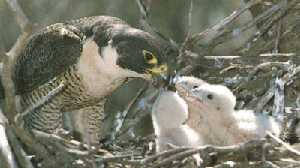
left=2, top=0, right=34, bottom=122
left=267, top=131, right=300, bottom=156
left=111, top=83, right=149, bottom=140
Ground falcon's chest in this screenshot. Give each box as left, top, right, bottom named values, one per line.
left=76, top=39, right=126, bottom=98
left=19, top=40, right=127, bottom=112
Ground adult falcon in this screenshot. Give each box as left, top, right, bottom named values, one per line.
left=13, top=16, right=169, bottom=144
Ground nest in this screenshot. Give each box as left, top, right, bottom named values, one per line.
left=1, top=0, right=300, bottom=167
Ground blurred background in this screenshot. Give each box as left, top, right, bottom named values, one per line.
left=0, top=0, right=242, bottom=51
left=1, top=0, right=299, bottom=144
left=0, top=0, right=248, bottom=139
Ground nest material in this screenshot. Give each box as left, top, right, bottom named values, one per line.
left=1, top=0, right=300, bottom=168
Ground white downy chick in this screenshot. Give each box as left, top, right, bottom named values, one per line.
left=186, top=83, right=280, bottom=145
left=175, top=76, right=208, bottom=138
left=175, top=76, right=207, bottom=98
left=151, top=90, right=202, bottom=152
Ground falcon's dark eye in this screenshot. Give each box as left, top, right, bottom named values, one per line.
left=192, top=85, right=198, bottom=89
left=207, top=94, right=213, bottom=100
left=144, top=52, right=153, bottom=60
left=143, top=50, right=157, bottom=65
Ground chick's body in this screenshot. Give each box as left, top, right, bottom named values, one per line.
left=152, top=91, right=202, bottom=152
left=175, top=77, right=280, bottom=146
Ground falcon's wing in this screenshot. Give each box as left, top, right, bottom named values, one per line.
left=13, top=16, right=129, bottom=95
left=13, top=23, right=84, bottom=94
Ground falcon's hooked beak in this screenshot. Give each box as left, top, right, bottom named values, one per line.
left=146, top=64, right=168, bottom=78
left=146, top=64, right=169, bottom=87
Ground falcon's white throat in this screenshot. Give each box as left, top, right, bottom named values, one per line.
left=77, top=39, right=148, bottom=97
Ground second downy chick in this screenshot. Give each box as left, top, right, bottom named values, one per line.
left=186, top=83, right=280, bottom=145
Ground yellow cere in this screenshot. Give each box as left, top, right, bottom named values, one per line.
left=147, top=64, right=168, bottom=75
left=143, top=50, right=158, bottom=65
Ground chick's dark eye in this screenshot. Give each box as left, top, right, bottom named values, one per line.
left=207, top=94, right=213, bottom=100
left=192, top=85, right=198, bottom=89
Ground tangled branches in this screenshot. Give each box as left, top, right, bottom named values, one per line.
left=0, top=0, right=300, bottom=168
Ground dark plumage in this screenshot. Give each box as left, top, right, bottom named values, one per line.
left=14, top=16, right=166, bottom=94
left=13, top=16, right=168, bottom=143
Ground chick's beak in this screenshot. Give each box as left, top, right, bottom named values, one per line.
left=190, top=92, right=203, bottom=102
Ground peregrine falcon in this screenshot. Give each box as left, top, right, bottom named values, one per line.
left=13, top=16, right=168, bottom=143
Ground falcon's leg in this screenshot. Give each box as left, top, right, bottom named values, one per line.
left=68, top=100, right=106, bottom=145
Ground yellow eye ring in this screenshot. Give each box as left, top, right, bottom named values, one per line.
left=143, top=50, right=158, bottom=65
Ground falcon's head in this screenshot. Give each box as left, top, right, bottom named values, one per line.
left=78, top=24, right=170, bottom=95
left=111, top=29, right=168, bottom=79
left=87, top=25, right=169, bottom=86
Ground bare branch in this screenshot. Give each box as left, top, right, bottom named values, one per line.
left=140, top=147, right=190, bottom=164
left=99, top=138, right=300, bottom=167
left=5, top=0, right=34, bottom=59
left=6, top=126, right=34, bottom=168
left=111, top=83, right=148, bottom=140
left=135, top=0, right=157, bottom=37
left=260, top=53, right=296, bottom=57
left=177, top=0, right=194, bottom=64
left=187, top=0, right=193, bottom=37
left=0, top=112, right=18, bottom=168
left=191, top=0, right=261, bottom=45
left=116, top=86, right=160, bottom=139
left=135, top=0, right=178, bottom=57
left=5, top=0, right=31, bottom=31
left=267, top=132, right=300, bottom=156
left=135, top=0, right=148, bottom=19
left=3, top=0, right=34, bottom=123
